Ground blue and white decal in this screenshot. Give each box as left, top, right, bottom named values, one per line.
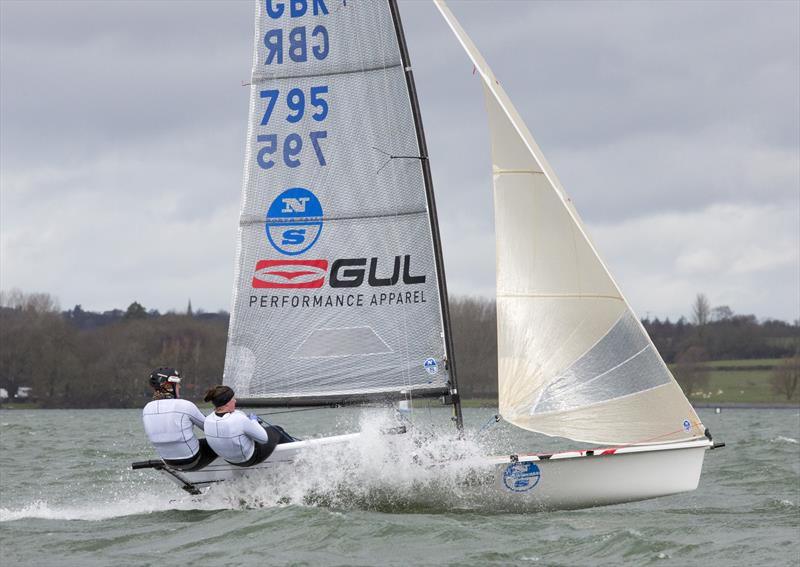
left=503, top=461, right=541, bottom=492
left=683, top=419, right=691, bottom=432
left=423, top=357, right=438, bottom=376
left=266, top=187, right=323, bottom=255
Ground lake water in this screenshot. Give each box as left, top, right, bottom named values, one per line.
left=0, top=407, right=798, bottom=566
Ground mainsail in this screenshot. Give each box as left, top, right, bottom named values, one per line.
left=435, top=0, right=705, bottom=445
left=224, top=0, right=456, bottom=405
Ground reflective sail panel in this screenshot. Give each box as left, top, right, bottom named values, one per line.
left=435, top=0, right=703, bottom=444
left=224, top=0, right=449, bottom=402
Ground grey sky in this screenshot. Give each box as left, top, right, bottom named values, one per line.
left=1, top=0, right=798, bottom=322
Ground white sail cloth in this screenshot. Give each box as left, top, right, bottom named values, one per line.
left=435, top=0, right=704, bottom=445
left=224, top=0, right=449, bottom=401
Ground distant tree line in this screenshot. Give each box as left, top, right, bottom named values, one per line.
left=645, top=293, right=798, bottom=397
left=0, top=290, right=227, bottom=408
left=643, top=293, right=796, bottom=363
left=0, top=290, right=796, bottom=407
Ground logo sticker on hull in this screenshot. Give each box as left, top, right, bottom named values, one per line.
left=503, top=461, right=541, bottom=492
left=266, top=187, right=323, bottom=256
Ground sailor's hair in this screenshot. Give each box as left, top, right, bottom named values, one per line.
left=204, top=385, right=234, bottom=407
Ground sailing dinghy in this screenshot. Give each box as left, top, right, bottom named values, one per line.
left=134, top=0, right=723, bottom=510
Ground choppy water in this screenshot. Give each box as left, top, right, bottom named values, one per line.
left=0, top=407, right=798, bottom=566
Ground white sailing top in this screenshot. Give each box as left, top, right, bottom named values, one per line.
left=142, top=398, right=206, bottom=461
left=203, top=410, right=269, bottom=464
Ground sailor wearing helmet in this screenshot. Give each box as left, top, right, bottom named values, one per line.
left=142, top=367, right=217, bottom=471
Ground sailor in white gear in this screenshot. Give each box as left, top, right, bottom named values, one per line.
left=203, top=385, right=295, bottom=466
left=142, top=368, right=217, bottom=471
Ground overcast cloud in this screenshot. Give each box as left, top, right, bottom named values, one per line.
left=1, top=0, right=797, bottom=322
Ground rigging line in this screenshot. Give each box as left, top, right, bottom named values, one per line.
left=372, top=146, right=429, bottom=160
left=372, top=146, right=429, bottom=174
left=376, top=156, right=393, bottom=174
left=478, top=413, right=501, bottom=435
left=255, top=406, right=327, bottom=417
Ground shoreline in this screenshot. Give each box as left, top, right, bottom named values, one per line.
left=2, top=401, right=798, bottom=410
left=691, top=402, right=800, bottom=410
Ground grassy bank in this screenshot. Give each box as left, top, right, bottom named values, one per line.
left=682, top=358, right=797, bottom=405
left=0, top=402, right=39, bottom=410
left=459, top=358, right=798, bottom=408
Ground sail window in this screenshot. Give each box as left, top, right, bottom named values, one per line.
left=532, top=312, right=672, bottom=414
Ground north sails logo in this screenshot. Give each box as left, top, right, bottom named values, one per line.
left=281, top=197, right=311, bottom=213
left=265, top=187, right=323, bottom=256
left=252, top=260, right=329, bottom=288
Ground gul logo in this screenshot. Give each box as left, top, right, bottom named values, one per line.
left=252, top=260, right=329, bottom=288
left=252, top=255, right=426, bottom=290
left=503, top=461, right=541, bottom=492
left=266, top=187, right=323, bottom=256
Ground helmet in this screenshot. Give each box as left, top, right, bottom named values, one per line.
left=149, top=367, right=181, bottom=389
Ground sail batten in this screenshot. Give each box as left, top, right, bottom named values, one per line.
left=498, top=293, right=624, bottom=300
left=252, top=62, right=405, bottom=83
left=241, top=209, right=429, bottom=225
left=436, top=0, right=704, bottom=444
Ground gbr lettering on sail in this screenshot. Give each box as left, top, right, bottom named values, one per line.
left=262, top=0, right=330, bottom=65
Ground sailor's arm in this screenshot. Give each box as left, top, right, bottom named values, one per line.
left=242, top=415, right=269, bottom=443
left=186, top=402, right=207, bottom=429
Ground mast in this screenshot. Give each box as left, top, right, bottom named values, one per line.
left=388, top=0, right=463, bottom=430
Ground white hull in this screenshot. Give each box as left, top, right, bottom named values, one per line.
left=486, top=438, right=712, bottom=510
left=138, top=435, right=713, bottom=510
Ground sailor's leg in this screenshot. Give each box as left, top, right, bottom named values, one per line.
left=255, top=418, right=298, bottom=443
left=195, top=438, right=219, bottom=468
left=173, top=439, right=218, bottom=471
left=239, top=427, right=280, bottom=466
left=268, top=424, right=297, bottom=443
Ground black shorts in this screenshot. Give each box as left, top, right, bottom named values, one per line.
left=164, top=438, right=218, bottom=471
left=232, top=426, right=281, bottom=467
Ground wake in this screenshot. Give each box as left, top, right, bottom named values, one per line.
left=1, top=411, right=499, bottom=521
left=0, top=495, right=211, bottom=522
left=201, top=411, right=497, bottom=511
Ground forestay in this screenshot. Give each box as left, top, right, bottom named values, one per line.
left=223, top=0, right=452, bottom=404
left=435, top=0, right=704, bottom=445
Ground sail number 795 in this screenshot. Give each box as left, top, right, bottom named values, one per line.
left=257, top=85, right=328, bottom=169
left=260, top=86, right=328, bottom=124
